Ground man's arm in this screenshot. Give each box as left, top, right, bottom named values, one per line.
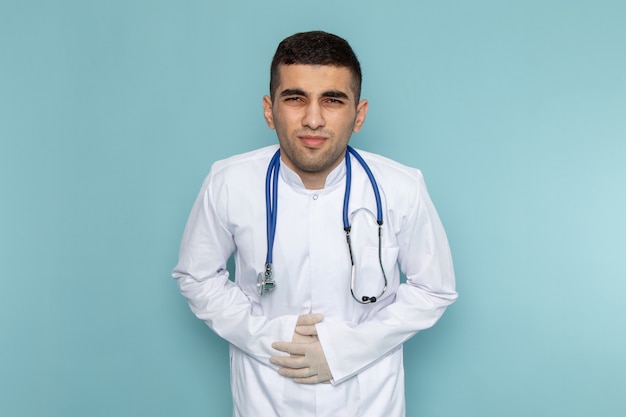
left=319, top=170, right=457, bottom=383
left=173, top=171, right=297, bottom=363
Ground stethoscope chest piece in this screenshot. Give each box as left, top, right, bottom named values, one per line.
left=257, top=264, right=275, bottom=295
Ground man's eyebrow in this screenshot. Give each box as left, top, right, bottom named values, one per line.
left=322, top=90, right=349, bottom=99
left=279, top=88, right=307, bottom=97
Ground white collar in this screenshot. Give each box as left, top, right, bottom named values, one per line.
left=279, top=158, right=347, bottom=192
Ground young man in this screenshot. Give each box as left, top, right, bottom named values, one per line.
left=173, top=31, right=457, bottom=417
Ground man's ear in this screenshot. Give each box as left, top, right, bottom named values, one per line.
left=353, top=99, right=368, bottom=133
left=262, top=95, right=275, bottom=129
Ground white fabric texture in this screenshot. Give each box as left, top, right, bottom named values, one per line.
left=172, top=145, right=457, bottom=417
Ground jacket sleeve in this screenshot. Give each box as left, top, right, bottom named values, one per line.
left=172, top=171, right=297, bottom=364
left=315, top=170, right=458, bottom=384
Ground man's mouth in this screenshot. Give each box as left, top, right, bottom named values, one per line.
left=298, top=135, right=327, bottom=148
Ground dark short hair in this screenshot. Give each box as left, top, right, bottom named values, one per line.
left=269, top=31, right=362, bottom=102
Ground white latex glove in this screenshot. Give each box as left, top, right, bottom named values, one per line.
left=290, top=313, right=322, bottom=345
left=270, top=314, right=333, bottom=384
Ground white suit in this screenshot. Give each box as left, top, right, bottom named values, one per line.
left=173, top=145, right=457, bottom=417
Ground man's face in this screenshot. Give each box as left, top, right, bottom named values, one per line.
left=263, top=64, right=368, bottom=189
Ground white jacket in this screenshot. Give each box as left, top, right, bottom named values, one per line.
left=173, top=145, right=457, bottom=417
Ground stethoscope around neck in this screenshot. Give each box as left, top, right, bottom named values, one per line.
left=257, top=146, right=388, bottom=304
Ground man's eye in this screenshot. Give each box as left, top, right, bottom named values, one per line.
left=325, top=98, right=344, bottom=105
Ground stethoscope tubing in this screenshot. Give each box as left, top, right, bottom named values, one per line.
left=265, top=150, right=281, bottom=266
left=260, top=146, right=388, bottom=303
left=344, top=146, right=383, bottom=229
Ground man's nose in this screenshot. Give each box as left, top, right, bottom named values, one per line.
left=301, top=102, right=325, bottom=129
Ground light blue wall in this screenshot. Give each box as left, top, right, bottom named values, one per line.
left=1, top=1, right=625, bottom=416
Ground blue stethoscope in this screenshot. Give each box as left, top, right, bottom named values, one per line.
left=257, top=146, right=388, bottom=304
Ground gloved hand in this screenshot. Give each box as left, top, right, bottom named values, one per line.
left=270, top=314, right=333, bottom=384
left=290, top=313, right=323, bottom=344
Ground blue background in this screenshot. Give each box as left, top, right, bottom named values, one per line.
left=1, top=1, right=625, bottom=416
